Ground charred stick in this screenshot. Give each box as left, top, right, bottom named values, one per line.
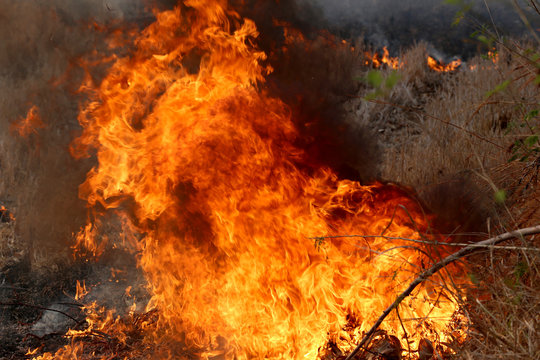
left=344, top=225, right=540, bottom=360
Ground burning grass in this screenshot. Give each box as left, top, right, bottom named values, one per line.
left=0, top=1, right=539, bottom=359
left=344, top=40, right=540, bottom=360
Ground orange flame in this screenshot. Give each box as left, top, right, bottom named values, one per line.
left=427, top=56, right=462, bottom=72
left=11, top=105, right=45, bottom=137
left=0, top=205, right=15, bottom=222
left=35, top=2, right=467, bottom=358
left=468, top=50, right=500, bottom=71
left=75, top=280, right=88, bottom=301
left=487, top=50, right=499, bottom=64
left=365, top=46, right=402, bottom=69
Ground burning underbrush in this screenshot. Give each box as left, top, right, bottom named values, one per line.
left=0, top=0, right=539, bottom=359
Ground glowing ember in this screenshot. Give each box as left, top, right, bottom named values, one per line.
left=32, top=1, right=467, bottom=359
left=0, top=205, right=15, bottom=222
left=427, top=56, right=462, bottom=72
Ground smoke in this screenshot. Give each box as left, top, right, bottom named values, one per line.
left=231, top=0, right=383, bottom=182
left=299, top=0, right=538, bottom=58
left=0, top=0, right=532, bottom=270
left=0, top=0, right=150, bottom=269
left=0, top=0, right=380, bottom=273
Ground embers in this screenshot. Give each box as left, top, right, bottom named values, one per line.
left=0, top=206, right=14, bottom=223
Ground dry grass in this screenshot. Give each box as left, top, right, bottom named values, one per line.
left=0, top=221, right=23, bottom=271
left=351, top=42, right=537, bottom=187
left=0, top=1, right=125, bottom=272
left=458, top=245, right=540, bottom=359
left=0, top=5, right=538, bottom=358
left=342, top=42, right=540, bottom=359
left=345, top=41, right=538, bottom=230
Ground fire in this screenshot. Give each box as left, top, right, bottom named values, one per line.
left=11, top=105, right=45, bottom=138
left=33, top=1, right=467, bottom=359
left=427, top=56, right=462, bottom=72
left=487, top=50, right=499, bottom=64
left=365, top=46, right=402, bottom=69
left=468, top=50, right=500, bottom=71
left=0, top=205, right=15, bottom=222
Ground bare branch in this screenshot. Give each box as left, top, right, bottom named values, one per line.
left=344, top=225, right=540, bottom=360
left=0, top=301, right=80, bottom=324
left=314, top=234, right=540, bottom=251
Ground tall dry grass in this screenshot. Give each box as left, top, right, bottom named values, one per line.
left=0, top=4, right=538, bottom=357
left=346, top=42, right=538, bottom=232
left=343, top=41, right=539, bottom=359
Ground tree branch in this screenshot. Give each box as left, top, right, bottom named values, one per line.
left=344, top=225, right=540, bottom=360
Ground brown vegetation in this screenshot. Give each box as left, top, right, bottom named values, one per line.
left=0, top=5, right=538, bottom=359
left=345, top=42, right=540, bottom=359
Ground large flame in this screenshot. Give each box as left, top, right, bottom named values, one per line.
left=34, top=1, right=466, bottom=359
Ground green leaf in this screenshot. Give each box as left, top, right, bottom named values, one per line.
left=366, top=70, right=384, bottom=88
left=525, top=109, right=539, bottom=121
left=535, top=75, right=540, bottom=85
left=472, top=29, right=495, bottom=49
left=514, top=261, right=528, bottom=281
left=485, top=80, right=510, bottom=98
left=385, top=71, right=400, bottom=89
left=476, top=34, right=489, bottom=44
left=525, top=135, right=539, bottom=147
left=467, top=272, right=480, bottom=285
left=494, top=189, right=507, bottom=204
left=452, top=11, right=465, bottom=26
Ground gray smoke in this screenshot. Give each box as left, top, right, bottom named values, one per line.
left=300, top=0, right=538, bottom=57
left=0, top=0, right=148, bottom=270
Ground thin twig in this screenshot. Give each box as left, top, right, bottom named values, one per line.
left=0, top=301, right=80, bottom=323
left=483, top=0, right=501, bottom=40
left=395, top=306, right=411, bottom=358
left=512, top=0, right=540, bottom=45
left=530, top=0, right=540, bottom=16
left=313, top=234, right=540, bottom=251
left=343, top=225, right=540, bottom=360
